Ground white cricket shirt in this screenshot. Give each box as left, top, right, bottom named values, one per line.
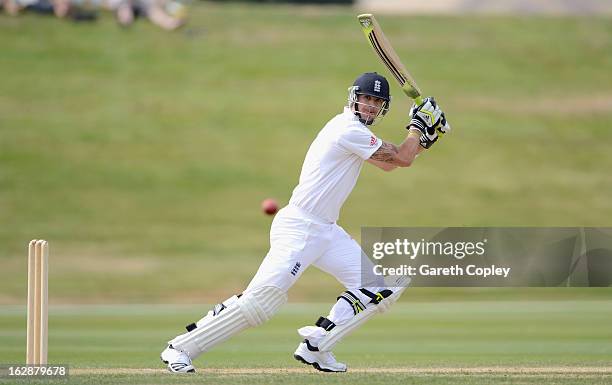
left=288, top=107, right=382, bottom=223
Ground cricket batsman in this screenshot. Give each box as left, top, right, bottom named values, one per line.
left=161, top=72, right=451, bottom=373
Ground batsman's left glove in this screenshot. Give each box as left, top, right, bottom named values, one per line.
left=407, top=97, right=451, bottom=149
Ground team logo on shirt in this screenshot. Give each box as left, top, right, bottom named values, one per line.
left=370, top=136, right=378, bottom=146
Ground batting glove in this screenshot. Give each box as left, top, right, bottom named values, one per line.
left=407, top=97, right=451, bottom=149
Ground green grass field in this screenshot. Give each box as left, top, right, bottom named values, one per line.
left=1, top=300, right=612, bottom=384
left=1, top=2, right=612, bottom=384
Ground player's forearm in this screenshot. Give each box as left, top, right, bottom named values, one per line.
left=394, top=130, right=422, bottom=167
left=369, top=135, right=422, bottom=168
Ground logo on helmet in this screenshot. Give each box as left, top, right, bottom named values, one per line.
left=374, top=80, right=381, bottom=93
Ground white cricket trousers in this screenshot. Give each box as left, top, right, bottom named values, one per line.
left=246, top=204, right=382, bottom=294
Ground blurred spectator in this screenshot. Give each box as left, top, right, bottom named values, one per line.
left=2, top=0, right=187, bottom=29
left=2, top=0, right=47, bottom=15
left=114, top=0, right=187, bottom=30
left=1, top=0, right=98, bottom=21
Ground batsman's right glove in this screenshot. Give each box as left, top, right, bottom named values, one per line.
left=407, top=97, right=451, bottom=149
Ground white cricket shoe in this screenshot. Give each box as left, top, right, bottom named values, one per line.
left=293, top=340, right=347, bottom=372
left=160, top=345, right=196, bottom=373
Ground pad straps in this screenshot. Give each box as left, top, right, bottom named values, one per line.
left=315, top=316, right=336, bottom=331
left=337, top=291, right=366, bottom=315
left=358, top=288, right=393, bottom=304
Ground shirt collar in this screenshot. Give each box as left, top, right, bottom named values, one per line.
left=343, top=107, right=359, bottom=121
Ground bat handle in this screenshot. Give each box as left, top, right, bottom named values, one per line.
left=414, top=96, right=424, bottom=105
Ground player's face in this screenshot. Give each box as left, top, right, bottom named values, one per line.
left=356, top=94, right=385, bottom=124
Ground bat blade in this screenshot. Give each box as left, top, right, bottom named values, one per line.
left=358, top=14, right=423, bottom=105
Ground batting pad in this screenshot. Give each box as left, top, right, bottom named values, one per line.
left=170, top=286, right=286, bottom=359
left=316, top=277, right=409, bottom=352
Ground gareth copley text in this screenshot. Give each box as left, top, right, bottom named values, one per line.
left=373, top=264, right=511, bottom=278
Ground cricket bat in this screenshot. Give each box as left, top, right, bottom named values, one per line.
left=357, top=14, right=424, bottom=106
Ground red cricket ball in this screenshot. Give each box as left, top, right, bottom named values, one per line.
left=261, top=198, right=279, bottom=216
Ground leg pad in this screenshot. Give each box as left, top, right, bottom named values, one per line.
left=170, top=286, right=286, bottom=359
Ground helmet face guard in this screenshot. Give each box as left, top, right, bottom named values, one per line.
left=348, top=86, right=390, bottom=125
left=347, top=72, right=391, bottom=126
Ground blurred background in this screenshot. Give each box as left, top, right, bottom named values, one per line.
left=1, top=0, right=611, bottom=305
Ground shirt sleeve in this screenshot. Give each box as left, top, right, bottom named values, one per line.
left=337, top=126, right=383, bottom=160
